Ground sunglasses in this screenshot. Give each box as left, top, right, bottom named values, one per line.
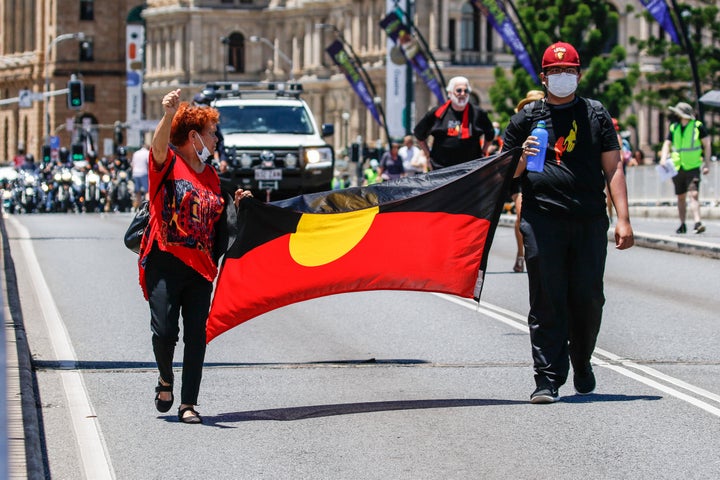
left=454, top=88, right=469, bottom=94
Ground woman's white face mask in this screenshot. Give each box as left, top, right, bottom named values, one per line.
left=194, top=134, right=212, bottom=163
left=546, top=73, right=578, bottom=98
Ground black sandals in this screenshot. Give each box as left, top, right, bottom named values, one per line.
left=154, top=378, right=174, bottom=413
left=178, top=406, right=203, bottom=424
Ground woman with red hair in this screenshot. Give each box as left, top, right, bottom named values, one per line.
left=139, top=89, right=252, bottom=424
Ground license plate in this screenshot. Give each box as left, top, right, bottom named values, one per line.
left=255, top=168, right=282, bottom=180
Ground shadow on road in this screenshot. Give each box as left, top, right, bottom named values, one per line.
left=200, top=398, right=527, bottom=427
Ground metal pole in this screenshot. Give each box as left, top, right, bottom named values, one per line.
left=316, top=23, right=391, bottom=141
left=250, top=36, right=294, bottom=81
left=505, top=0, right=541, bottom=74
left=44, top=32, right=85, bottom=144
left=669, top=0, right=704, bottom=123
left=405, top=0, right=414, bottom=136
left=392, top=1, right=446, bottom=92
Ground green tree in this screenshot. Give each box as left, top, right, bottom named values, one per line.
left=487, top=0, right=639, bottom=126
left=629, top=1, right=719, bottom=153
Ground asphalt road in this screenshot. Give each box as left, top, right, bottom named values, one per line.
left=3, top=212, right=720, bottom=479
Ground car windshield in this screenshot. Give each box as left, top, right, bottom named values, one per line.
left=217, top=105, right=314, bottom=135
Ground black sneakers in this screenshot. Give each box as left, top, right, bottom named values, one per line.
left=530, top=385, right=559, bottom=404
left=694, top=222, right=706, bottom=234
left=676, top=223, right=687, bottom=234
left=573, top=369, right=596, bottom=395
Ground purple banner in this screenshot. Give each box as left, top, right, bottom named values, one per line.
left=326, top=40, right=383, bottom=126
left=471, top=0, right=539, bottom=83
left=639, top=0, right=681, bottom=45
left=380, top=12, right=446, bottom=103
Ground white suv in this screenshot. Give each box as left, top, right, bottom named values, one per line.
left=204, top=82, right=335, bottom=199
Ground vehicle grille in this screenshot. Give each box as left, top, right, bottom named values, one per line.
left=225, top=148, right=301, bottom=169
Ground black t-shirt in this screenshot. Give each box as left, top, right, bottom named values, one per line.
left=502, top=97, right=619, bottom=218
left=414, top=103, right=494, bottom=169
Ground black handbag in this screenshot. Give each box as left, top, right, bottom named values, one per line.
left=124, top=153, right=175, bottom=254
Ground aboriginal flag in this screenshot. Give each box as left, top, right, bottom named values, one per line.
left=206, top=148, right=520, bottom=342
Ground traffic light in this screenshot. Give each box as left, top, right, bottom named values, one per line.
left=42, top=145, right=52, bottom=164
left=71, top=143, right=84, bottom=162
left=114, top=121, right=124, bottom=150
left=67, top=79, right=84, bottom=109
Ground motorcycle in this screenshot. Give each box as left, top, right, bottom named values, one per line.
left=84, top=169, right=103, bottom=212
left=17, top=170, right=42, bottom=213
left=110, top=168, right=133, bottom=212
left=51, top=167, right=77, bottom=213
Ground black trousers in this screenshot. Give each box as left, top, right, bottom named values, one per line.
left=145, top=247, right=212, bottom=405
left=520, top=210, right=609, bottom=388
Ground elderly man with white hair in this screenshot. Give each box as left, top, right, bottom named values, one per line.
left=413, top=76, right=495, bottom=170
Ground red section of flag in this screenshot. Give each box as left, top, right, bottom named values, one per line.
left=207, top=211, right=489, bottom=342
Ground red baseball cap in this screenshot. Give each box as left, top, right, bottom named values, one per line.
left=542, top=42, right=580, bottom=69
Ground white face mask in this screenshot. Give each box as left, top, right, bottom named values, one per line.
left=194, top=134, right=212, bottom=163
left=546, top=73, right=578, bottom=98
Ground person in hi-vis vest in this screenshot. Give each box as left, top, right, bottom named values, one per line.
left=659, top=102, right=711, bottom=234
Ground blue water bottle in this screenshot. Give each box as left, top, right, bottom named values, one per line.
left=526, top=120, right=548, bottom=172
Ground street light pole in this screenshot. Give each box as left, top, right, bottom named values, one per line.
left=45, top=32, right=85, bottom=144
left=220, top=36, right=230, bottom=82
left=342, top=111, right=350, bottom=153
left=249, top=35, right=294, bottom=81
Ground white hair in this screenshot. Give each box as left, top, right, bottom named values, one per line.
left=446, top=76, right=471, bottom=93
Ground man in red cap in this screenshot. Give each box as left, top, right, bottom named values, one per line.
left=501, top=41, right=635, bottom=404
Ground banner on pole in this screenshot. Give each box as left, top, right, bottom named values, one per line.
left=639, top=0, right=681, bottom=45
left=380, top=11, right=445, bottom=104
left=326, top=40, right=384, bottom=127
left=471, top=0, right=539, bottom=83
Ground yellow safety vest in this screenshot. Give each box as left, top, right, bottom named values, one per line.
left=670, top=120, right=703, bottom=170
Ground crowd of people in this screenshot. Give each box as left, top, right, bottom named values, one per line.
left=29, top=40, right=698, bottom=423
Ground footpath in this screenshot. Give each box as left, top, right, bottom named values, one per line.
left=3, top=204, right=720, bottom=479
left=500, top=204, right=720, bottom=259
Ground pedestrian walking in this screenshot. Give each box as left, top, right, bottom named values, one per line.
left=413, top=76, right=494, bottom=170
left=398, top=135, right=426, bottom=175
left=378, top=139, right=405, bottom=181
left=659, top=102, right=711, bottom=234
left=139, top=88, right=251, bottom=423
left=502, top=42, right=634, bottom=404
left=131, top=144, right=150, bottom=209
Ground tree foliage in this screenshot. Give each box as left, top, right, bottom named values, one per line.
left=487, top=0, right=639, bottom=126
left=629, top=1, right=720, bottom=118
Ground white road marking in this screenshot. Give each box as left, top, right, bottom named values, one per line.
left=8, top=216, right=114, bottom=479
left=434, top=293, right=720, bottom=418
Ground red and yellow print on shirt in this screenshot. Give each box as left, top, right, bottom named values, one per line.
left=553, top=120, right=578, bottom=163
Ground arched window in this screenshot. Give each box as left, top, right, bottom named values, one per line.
left=460, top=2, right=479, bottom=51
left=223, top=32, right=245, bottom=74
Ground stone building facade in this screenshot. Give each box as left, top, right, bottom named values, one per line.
left=0, top=0, right=137, bottom=162
left=0, top=0, right=706, bottom=162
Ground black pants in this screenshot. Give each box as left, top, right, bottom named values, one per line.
left=145, top=247, right=212, bottom=405
left=520, top=210, right=609, bottom=388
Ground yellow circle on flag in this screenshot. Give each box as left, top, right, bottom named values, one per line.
left=289, top=206, right=380, bottom=266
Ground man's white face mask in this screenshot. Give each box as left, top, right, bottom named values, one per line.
left=546, top=73, right=578, bottom=98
